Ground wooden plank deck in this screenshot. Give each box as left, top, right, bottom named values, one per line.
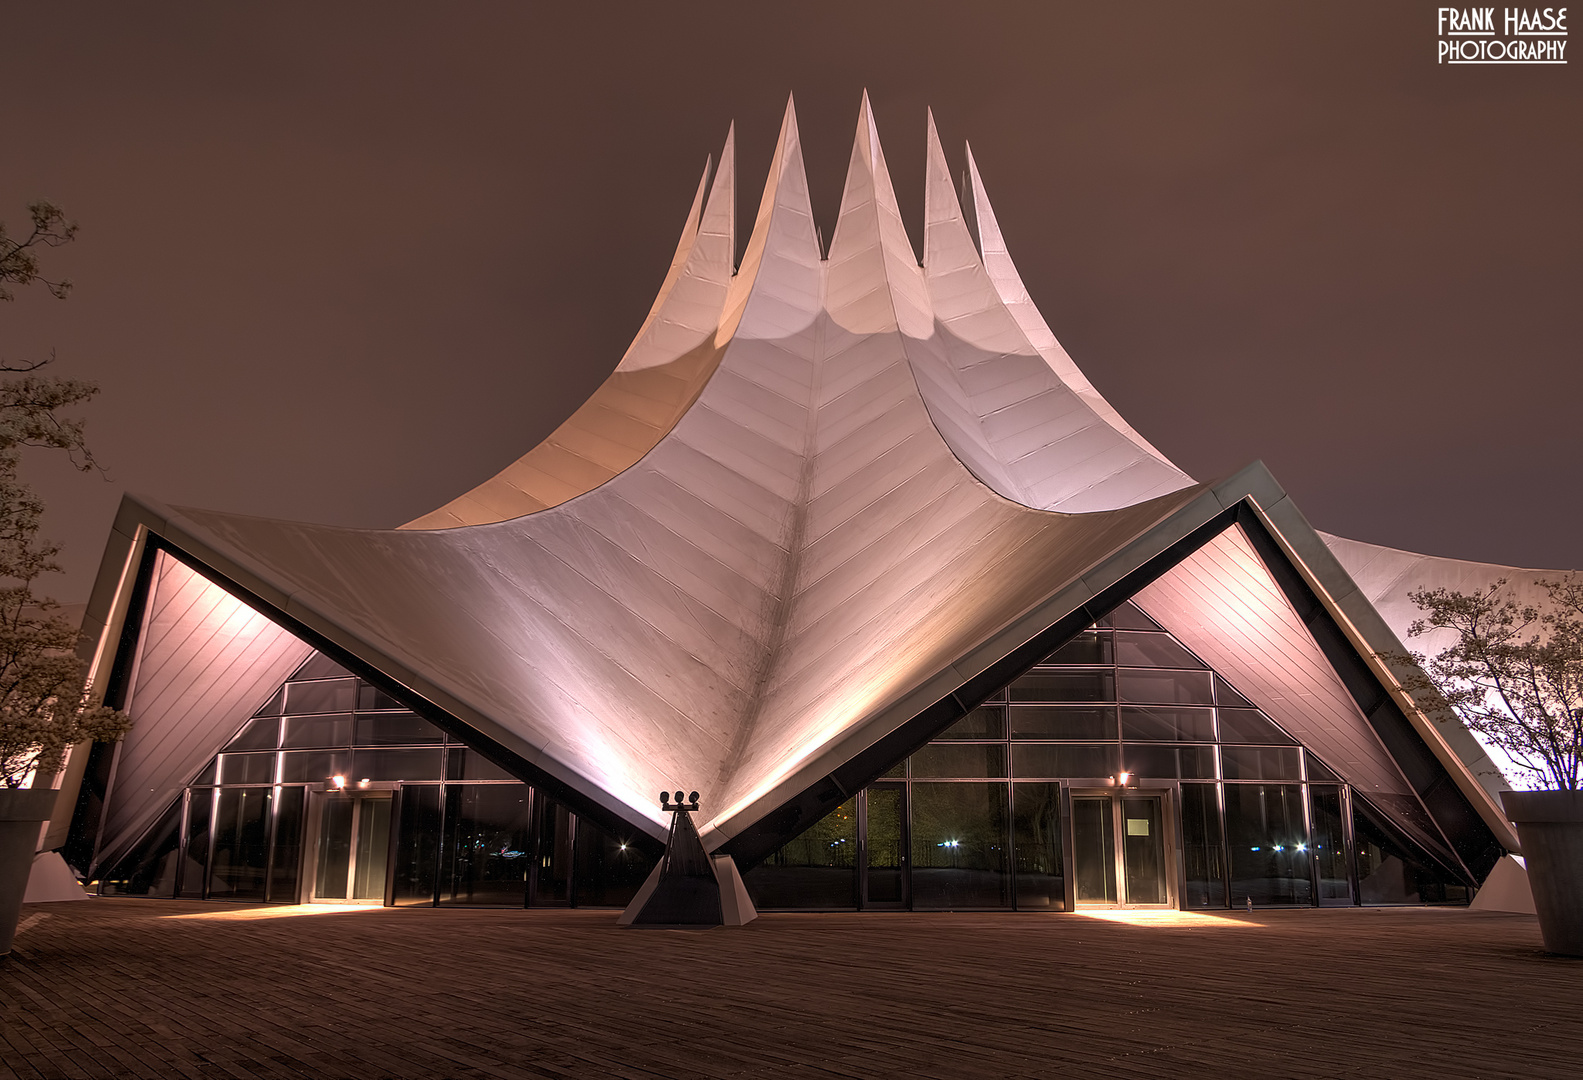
left=2, top=900, right=1577, bottom=1079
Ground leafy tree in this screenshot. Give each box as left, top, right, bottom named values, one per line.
left=0, top=201, right=129, bottom=790
left=1400, top=578, right=1583, bottom=792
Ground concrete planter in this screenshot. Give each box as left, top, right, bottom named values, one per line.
left=1, top=788, right=58, bottom=955
left=1501, top=790, right=1583, bottom=957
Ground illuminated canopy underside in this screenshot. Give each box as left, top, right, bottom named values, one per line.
left=86, top=95, right=1539, bottom=875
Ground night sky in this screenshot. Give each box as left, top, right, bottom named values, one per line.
left=3, top=2, right=1579, bottom=606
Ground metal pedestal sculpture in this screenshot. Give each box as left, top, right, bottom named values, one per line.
left=618, top=791, right=757, bottom=928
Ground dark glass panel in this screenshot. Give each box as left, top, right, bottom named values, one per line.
left=268, top=785, right=306, bottom=902
left=1309, top=785, right=1349, bottom=904
left=1217, top=709, right=1298, bottom=745
left=279, top=748, right=351, bottom=785
left=252, top=688, right=285, bottom=718
left=1071, top=796, right=1117, bottom=903
left=742, top=798, right=857, bottom=910
left=1179, top=783, right=1225, bottom=908
left=1012, top=783, right=1064, bottom=910
left=573, top=818, right=659, bottom=908
left=314, top=797, right=353, bottom=899
left=439, top=784, right=533, bottom=906
left=1224, top=783, right=1311, bottom=906
left=1221, top=746, right=1303, bottom=781
left=935, top=706, right=1006, bottom=740
left=1010, top=670, right=1115, bottom=703
left=351, top=748, right=443, bottom=783
left=1113, top=632, right=1205, bottom=670
left=354, top=712, right=444, bottom=746
left=283, top=678, right=356, bottom=716
left=1121, top=706, right=1215, bottom=742
left=281, top=714, right=352, bottom=749
left=909, top=782, right=1010, bottom=909
left=391, top=784, right=443, bottom=906
left=1012, top=743, right=1119, bottom=779
left=1096, top=602, right=1163, bottom=631
left=879, top=759, right=906, bottom=779
left=864, top=784, right=906, bottom=905
left=445, top=748, right=517, bottom=781
left=351, top=798, right=391, bottom=901
left=1214, top=676, right=1255, bottom=708
left=532, top=797, right=574, bottom=905
left=210, top=787, right=274, bottom=900
left=1354, top=801, right=1469, bottom=905
left=98, top=799, right=181, bottom=898
left=1040, top=631, right=1111, bottom=666
left=1120, top=796, right=1167, bottom=905
left=1122, top=744, right=1216, bottom=780
left=1306, top=753, right=1340, bottom=782
left=178, top=789, right=212, bottom=898
left=1118, top=668, right=1214, bottom=705
left=1010, top=706, right=1116, bottom=740
left=292, top=653, right=354, bottom=681
left=910, top=743, right=1006, bottom=779
left=219, top=752, right=275, bottom=785
left=190, top=759, right=217, bottom=786
left=357, top=683, right=406, bottom=712
left=224, top=717, right=280, bottom=752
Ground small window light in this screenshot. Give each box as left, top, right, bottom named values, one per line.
left=331, top=775, right=347, bottom=789
left=1115, top=771, right=1133, bottom=787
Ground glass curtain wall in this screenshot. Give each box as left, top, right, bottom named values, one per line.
left=743, top=602, right=1471, bottom=911
left=98, top=652, right=657, bottom=906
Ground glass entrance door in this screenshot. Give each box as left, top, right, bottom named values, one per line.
left=1072, top=792, right=1170, bottom=907
left=311, top=794, right=391, bottom=903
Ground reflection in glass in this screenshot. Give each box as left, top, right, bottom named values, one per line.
left=211, top=787, right=273, bottom=900
left=354, top=712, right=444, bottom=745
left=1309, top=785, right=1349, bottom=903
left=1113, top=632, right=1205, bottom=670
left=219, top=752, right=276, bottom=785
left=270, top=785, right=306, bottom=902
left=573, top=817, right=658, bottom=908
left=1179, top=783, right=1225, bottom=907
left=936, top=706, right=1007, bottom=740
left=99, top=799, right=182, bottom=898
left=864, top=784, right=906, bottom=905
left=1220, top=746, right=1302, bottom=781
left=1224, top=783, right=1311, bottom=906
left=440, top=784, right=532, bottom=906
left=284, top=678, right=356, bottom=715
left=1041, top=632, right=1112, bottom=666
left=282, top=714, right=352, bottom=749
left=1122, top=744, right=1216, bottom=780
left=1012, top=783, right=1064, bottom=910
left=315, top=798, right=354, bottom=899
left=224, top=716, right=280, bottom=751
left=742, top=798, right=856, bottom=910
left=1121, top=706, right=1215, bottom=742
left=392, top=784, right=443, bottom=906
left=1353, top=801, right=1469, bottom=905
left=1117, top=668, right=1214, bottom=705
left=1216, top=709, right=1297, bottom=745
left=279, top=748, right=351, bottom=784
left=1011, top=671, right=1115, bottom=703
left=1012, top=743, right=1118, bottom=779
left=910, top=743, right=1006, bottom=779
left=533, top=797, right=574, bottom=905
left=445, top=748, right=517, bottom=781
left=1120, top=796, right=1166, bottom=905
left=357, top=683, right=406, bottom=711
left=351, top=798, right=391, bottom=900
left=179, top=789, right=212, bottom=898
left=1009, top=706, right=1116, bottom=740
left=352, top=748, right=443, bottom=783
left=1072, top=796, right=1117, bottom=903
left=909, top=783, right=1009, bottom=909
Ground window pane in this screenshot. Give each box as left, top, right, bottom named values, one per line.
left=293, top=653, right=354, bottom=681
left=910, top=743, right=1006, bottom=779
left=1309, top=785, right=1349, bottom=903
left=909, top=782, right=1010, bottom=909
left=1113, top=632, right=1205, bottom=669
left=742, top=798, right=857, bottom=910
left=1012, top=783, right=1064, bottom=910
left=219, top=752, right=275, bottom=785
left=445, top=748, right=517, bottom=781
left=1306, top=753, right=1340, bottom=782
left=1117, top=668, right=1214, bottom=705
left=864, top=784, right=906, bottom=905
left=279, top=748, right=351, bottom=785
left=1221, top=746, right=1302, bottom=781
left=1215, top=676, right=1255, bottom=708
left=1122, top=744, right=1217, bottom=780
left=1179, top=783, right=1225, bottom=908
left=1010, top=670, right=1115, bottom=703
left=179, top=790, right=212, bottom=898
left=1010, top=706, right=1116, bottom=740
left=209, top=787, right=274, bottom=900
left=439, top=784, right=533, bottom=906
left=1354, top=801, right=1470, bottom=905
left=354, top=712, right=445, bottom=746
left=1121, top=706, right=1215, bottom=742
left=224, top=717, right=279, bottom=752
left=574, top=817, right=660, bottom=908
left=1013, top=743, right=1119, bottom=779
left=1096, top=602, right=1162, bottom=630
left=935, top=706, right=1006, bottom=740
left=1224, top=783, right=1311, bottom=906
left=98, top=798, right=182, bottom=898
left=281, top=714, right=352, bottom=749
left=252, top=688, right=284, bottom=718
left=284, top=678, right=356, bottom=715
left=391, top=784, right=443, bottom=906
left=352, top=748, right=443, bottom=782
left=357, top=683, right=406, bottom=711
left=1039, top=632, right=1111, bottom=666
left=269, top=785, right=306, bottom=903
left=1217, top=709, right=1297, bottom=745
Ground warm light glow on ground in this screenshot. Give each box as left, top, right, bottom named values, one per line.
left=162, top=904, right=380, bottom=921
left=1071, top=909, right=1257, bottom=928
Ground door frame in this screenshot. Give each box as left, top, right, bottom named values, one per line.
left=301, top=783, right=397, bottom=904
left=1069, top=786, right=1177, bottom=910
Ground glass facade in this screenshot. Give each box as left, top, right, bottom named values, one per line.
left=97, top=653, right=657, bottom=907
left=742, top=602, right=1474, bottom=911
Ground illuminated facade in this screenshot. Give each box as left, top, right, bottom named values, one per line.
left=56, top=96, right=1541, bottom=913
